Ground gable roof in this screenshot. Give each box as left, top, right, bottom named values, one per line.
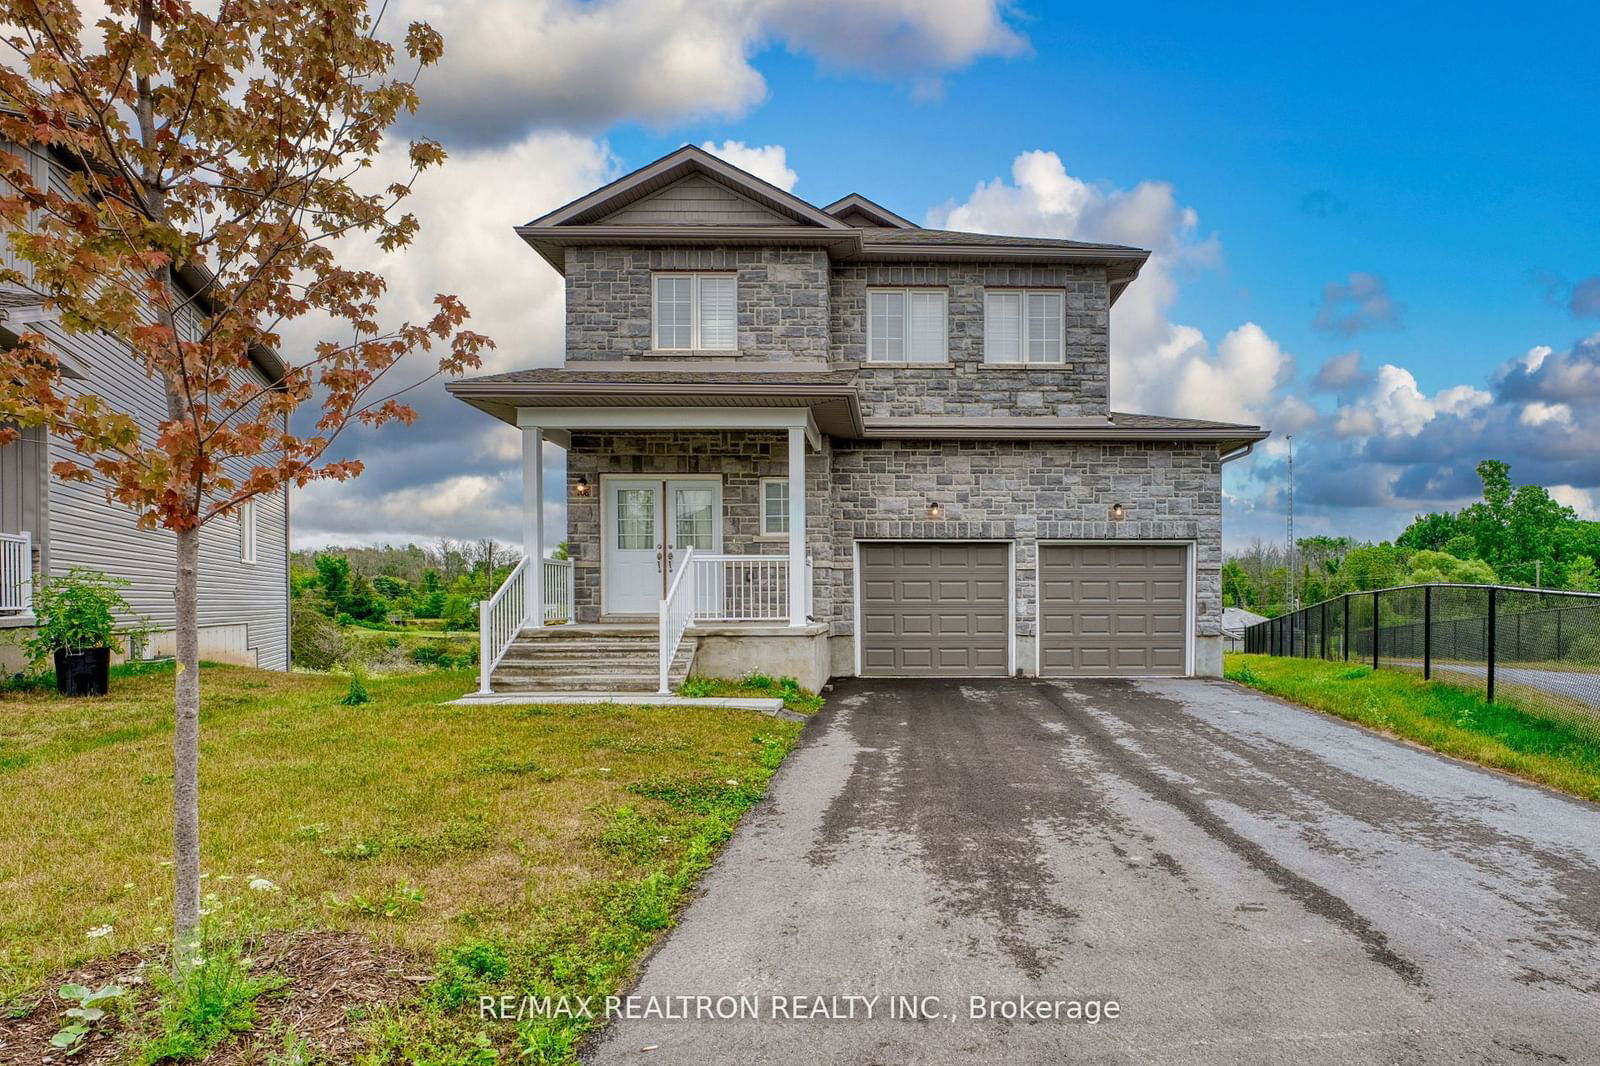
left=821, top=193, right=916, bottom=229
left=526, top=144, right=849, bottom=231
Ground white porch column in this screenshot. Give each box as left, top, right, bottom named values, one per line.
left=523, top=426, right=544, bottom=626
left=787, top=425, right=806, bottom=627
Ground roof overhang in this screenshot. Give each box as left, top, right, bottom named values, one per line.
left=516, top=224, right=863, bottom=275
left=851, top=242, right=1149, bottom=304
left=861, top=416, right=1269, bottom=453
left=447, top=377, right=862, bottom=441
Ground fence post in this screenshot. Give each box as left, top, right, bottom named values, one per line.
left=1372, top=590, right=1381, bottom=671
left=1485, top=587, right=1496, bottom=703
left=1343, top=594, right=1350, bottom=661
left=1423, top=585, right=1432, bottom=680
left=1556, top=607, right=1562, bottom=660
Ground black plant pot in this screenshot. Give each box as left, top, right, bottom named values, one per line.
left=54, top=647, right=111, bottom=697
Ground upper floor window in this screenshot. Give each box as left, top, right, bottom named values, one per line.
left=239, top=499, right=258, bottom=564
left=867, top=289, right=947, bottom=363
left=654, top=273, right=736, bottom=350
left=984, top=290, right=1064, bottom=364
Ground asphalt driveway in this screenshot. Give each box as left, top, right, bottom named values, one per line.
left=586, top=678, right=1600, bottom=1064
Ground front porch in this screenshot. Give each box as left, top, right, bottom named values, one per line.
left=475, top=406, right=827, bottom=696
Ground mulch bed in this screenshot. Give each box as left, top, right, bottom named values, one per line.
left=0, top=932, right=427, bottom=1065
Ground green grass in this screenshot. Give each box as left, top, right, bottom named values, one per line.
left=1224, top=653, right=1600, bottom=802
left=677, top=672, right=825, bottom=715
left=0, top=662, right=805, bottom=1061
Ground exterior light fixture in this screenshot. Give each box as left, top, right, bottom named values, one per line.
left=1109, top=502, right=1126, bottom=521
left=926, top=500, right=943, bottom=519
left=573, top=475, right=591, bottom=497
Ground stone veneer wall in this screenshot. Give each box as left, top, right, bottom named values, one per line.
left=564, top=246, right=830, bottom=362
left=565, top=431, right=832, bottom=622
left=830, top=262, right=1111, bottom=418
left=825, top=439, right=1224, bottom=646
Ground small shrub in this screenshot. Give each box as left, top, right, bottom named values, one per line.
left=289, top=606, right=346, bottom=671
left=339, top=664, right=370, bottom=706
left=1337, top=665, right=1373, bottom=680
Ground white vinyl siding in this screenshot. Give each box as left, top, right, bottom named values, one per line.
left=868, top=289, right=946, bottom=363
left=760, top=478, right=789, bottom=536
left=654, top=272, right=736, bottom=350
left=985, top=290, right=1064, bottom=364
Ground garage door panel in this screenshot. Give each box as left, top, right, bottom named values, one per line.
left=1040, top=543, right=1188, bottom=677
left=859, top=542, right=1010, bottom=677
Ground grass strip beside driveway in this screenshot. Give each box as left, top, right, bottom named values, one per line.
left=1224, top=653, right=1600, bottom=804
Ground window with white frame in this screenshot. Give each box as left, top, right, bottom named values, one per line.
left=654, top=273, right=736, bottom=350
left=867, top=289, right=947, bottom=363
left=760, top=478, right=789, bottom=536
left=239, top=499, right=257, bottom=564
left=984, top=290, right=1065, bottom=364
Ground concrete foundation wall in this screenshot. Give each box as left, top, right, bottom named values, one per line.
left=691, top=624, right=831, bottom=692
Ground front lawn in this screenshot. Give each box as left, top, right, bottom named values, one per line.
left=1224, top=653, right=1600, bottom=803
left=0, top=663, right=804, bottom=1062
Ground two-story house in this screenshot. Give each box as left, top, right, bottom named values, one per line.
left=449, top=145, right=1266, bottom=695
left=1, top=138, right=291, bottom=673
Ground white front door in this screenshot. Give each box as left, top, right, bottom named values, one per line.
left=603, top=477, right=722, bottom=616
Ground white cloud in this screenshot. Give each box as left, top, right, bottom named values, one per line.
left=1520, top=401, right=1573, bottom=427
left=398, top=0, right=1026, bottom=145
left=1433, top=384, right=1492, bottom=416
left=700, top=140, right=798, bottom=191
left=1549, top=485, right=1600, bottom=519
left=1332, top=366, right=1493, bottom=438
left=1521, top=344, right=1552, bottom=373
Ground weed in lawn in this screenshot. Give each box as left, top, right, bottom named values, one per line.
left=134, top=935, right=285, bottom=1064
left=1337, top=665, right=1373, bottom=680
left=597, top=806, right=672, bottom=862
left=427, top=940, right=511, bottom=1011
left=471, top=748, right=560, bottom=780
left=50, top=981, right=125, bottom=1052
left=339, top=664, right=370, bottom=706
left=1224, top=661, right=1263, bottom=685
left=332, top=883, right=425, bottom=920
left=322, top=817, right=492, bottom=862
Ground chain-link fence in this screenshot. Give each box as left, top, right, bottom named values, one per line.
left=1243, top=584, right=1600, bottom=736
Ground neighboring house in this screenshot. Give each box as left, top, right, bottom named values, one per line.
left=449, top=145, right=1267, bottom=694
left=0, top=141, right=291, bottom=673
left=1222, top=606, right=1269, bottom=652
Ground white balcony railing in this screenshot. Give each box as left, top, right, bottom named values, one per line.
left=543, top=557, right=574, bottom=625
left=0, top=531, right=31, bottom=615
left=688, top=553, right=790, bottom=623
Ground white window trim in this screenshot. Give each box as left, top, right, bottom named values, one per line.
left=239, top=498, right=257, bottom=565
left=652, top=272, right=737, bottom=351
left=983, top=289, right=1066, bottom=365
left=757, top=477, right=790, bottom=540
left=866, top=287, right=949, bottom=365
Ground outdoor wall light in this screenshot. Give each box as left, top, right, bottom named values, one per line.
left=1109, top=502, right=1126, bottom=521
left=573, top=475, right=591, bottom=497
left=926, top=500, right=943, bottom=519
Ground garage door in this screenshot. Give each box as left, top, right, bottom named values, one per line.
left=859, top=542, right=1010, bottom=677
left=1039, top=543, right=1188, bottom=676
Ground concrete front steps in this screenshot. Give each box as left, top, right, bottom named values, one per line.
left=490, top=624, right=694, bottom=694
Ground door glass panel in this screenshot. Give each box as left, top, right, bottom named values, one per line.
left=615, top=488, right=656, bottom=549
left=674, top=488, right=715, bottom=550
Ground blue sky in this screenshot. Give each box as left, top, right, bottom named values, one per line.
left=293, top=0, right=1600, bottom=552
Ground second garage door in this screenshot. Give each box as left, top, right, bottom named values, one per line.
left=1039, top=543, right=1188, bottom=676
left=859, top=542, right=1010, bottom=677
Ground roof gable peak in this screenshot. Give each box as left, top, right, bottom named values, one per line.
left=526, top=144, right=848, bottom=230
left=821, top=193, right=917, bottom=229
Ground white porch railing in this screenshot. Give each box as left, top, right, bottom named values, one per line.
left=659, top=547, right=698, bottom=694
left=0, top=531, right=31, bottom=615
left=477, top=556, right=529, bottom=694
left=688, top=553, right=790, bottom=623
left=543, top=557, right=574, bottom=625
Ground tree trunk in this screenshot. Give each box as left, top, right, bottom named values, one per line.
left=172, top=523, right=202, bottom=959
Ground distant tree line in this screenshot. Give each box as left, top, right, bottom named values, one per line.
left=1226, top=460, right=1600, bottom=617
